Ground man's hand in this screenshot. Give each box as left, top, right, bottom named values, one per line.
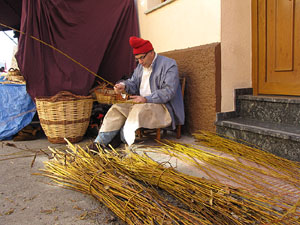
left=130, top=95, right=147, bottom=103
left=114, top=83, right=125, bottom=94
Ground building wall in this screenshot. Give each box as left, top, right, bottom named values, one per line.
left=137, top=0, right=221, bottom=53
left=221, top=0, right=252, bottom=112
left=136, top=0, right=222, bottom=133
left=136, top=0, right=253, bottom=131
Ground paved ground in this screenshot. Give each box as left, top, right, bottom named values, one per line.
left=0, top=132, right=194, bottom=225
left=0, top=136, right=123, bottom=225
left=2, top=131, right=299, bottom=224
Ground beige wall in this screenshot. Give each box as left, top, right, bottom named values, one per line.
left=137, top=0, right=221, bottom=53
left=221, top=0, right=252, bottom=112
left=137, top=0, right=253, bottom=113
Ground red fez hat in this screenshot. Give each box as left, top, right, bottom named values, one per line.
left=129, top=36, right=153, bottom=55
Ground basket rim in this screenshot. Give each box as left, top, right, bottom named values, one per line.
left=35, top=91, right=93, bottom=102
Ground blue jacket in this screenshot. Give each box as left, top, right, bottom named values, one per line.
left=123, top=54, right=185, bottom=129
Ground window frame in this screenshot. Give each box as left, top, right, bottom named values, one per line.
left=145, top=0, right=176, bottom=14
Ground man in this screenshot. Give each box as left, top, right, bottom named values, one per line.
left=93, top=36, right=184, bottom=147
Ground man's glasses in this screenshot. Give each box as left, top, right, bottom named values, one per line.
left=135, top=51, right=151, bottom=62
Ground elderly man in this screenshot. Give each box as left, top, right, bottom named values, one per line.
left=93, top=36, right=184, bottom=147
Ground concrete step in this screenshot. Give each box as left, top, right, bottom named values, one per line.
left=237, top=95, right=300, bottom=126
left=216, top=117, right=300, bottom=162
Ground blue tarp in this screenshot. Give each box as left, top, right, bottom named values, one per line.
left=0, top=77, right=36, bottom=140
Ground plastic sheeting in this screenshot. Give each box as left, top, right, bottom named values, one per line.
left=0, top=78, right=36, bottom=140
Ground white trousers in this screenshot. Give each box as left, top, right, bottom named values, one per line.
left=100, top=103, right=172, bottom=146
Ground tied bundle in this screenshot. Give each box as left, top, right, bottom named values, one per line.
left=132, top=132, right=299, bottom=224
left=38, top=133, right=300, bottom=224
left=102, top=148, right=300, bottom=224
left=39, top=140, right=211, bottom=225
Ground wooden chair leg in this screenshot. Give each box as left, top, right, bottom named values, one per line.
left=176, top=125, right=181, bottom=139
left=156, top=128, right=161, bottom=141
left=136, top=128, right=142, bottom=138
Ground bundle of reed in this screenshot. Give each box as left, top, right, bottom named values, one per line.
left=39, top=140, right=211, bottom=225
left=156, top=139, right=300, bottom=193
left=193, top=131, right=300, bottom=178
left=134, top=136, right=299, bottom=224
left=170, top=131, right=300, bottom=205
left=101, top=147, right=300, bottom=225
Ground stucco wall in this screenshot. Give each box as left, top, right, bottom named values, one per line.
left=221, top=0, right=252, bottom=112
left=137, top=0, right=221, bottom=53
left=161, top=43, right=221, bottom=133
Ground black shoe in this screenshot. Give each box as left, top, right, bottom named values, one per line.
left=87, top=142, right=111, bottom=155
left=88, top=142, right=99, bottom=152
left=87, top=142, right=104, bottom=155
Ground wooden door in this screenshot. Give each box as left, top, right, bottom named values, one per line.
left=254, top=0, right=300, bottom=95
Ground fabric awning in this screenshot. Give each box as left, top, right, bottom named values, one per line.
left=15, top=0, right=139, bottom=99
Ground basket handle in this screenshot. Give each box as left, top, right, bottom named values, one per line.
left=50, top=91, right=89, bottom=101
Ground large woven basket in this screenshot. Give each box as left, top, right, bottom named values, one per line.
left=35, top=91, right=93, bottom=144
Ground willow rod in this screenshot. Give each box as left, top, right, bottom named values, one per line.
left=39, top=142, right=211, bottom=225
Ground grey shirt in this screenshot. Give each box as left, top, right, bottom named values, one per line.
left=122, top=54, right=185, bottom=129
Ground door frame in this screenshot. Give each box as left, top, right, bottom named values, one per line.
left=252, top=0, right=259, bottom=95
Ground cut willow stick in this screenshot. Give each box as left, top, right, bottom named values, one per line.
left=38, top=141, right=211, bottom=225
left=193, top=131, right=300, bottom=179
left=101, top=145, right=300, bottom=225
left=156, top=139, right=300, bottom=205
left=138, top=134, right=300, bottom=224
left=175, top=131, right=300, bottom=203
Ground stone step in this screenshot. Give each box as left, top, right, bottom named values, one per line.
left=237, top=95, right=300, bottom=126
left=216, top=117, right=300, bottom=161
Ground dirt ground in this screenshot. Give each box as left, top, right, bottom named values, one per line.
left=0, top=132, right=195, bottom=225
left=0, top=135, right=125, bottom=225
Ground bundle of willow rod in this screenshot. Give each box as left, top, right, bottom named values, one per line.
left=165, top=131, right=300, bottom=206
left=102, top=148, right=300, bottom=225
left=194, top=130, right=300, bottom=178
left=139, top=137, right=300, bottom=223
left=155, top=139, right=300, bottom=198
left=39, top=140, right=210, bottom=225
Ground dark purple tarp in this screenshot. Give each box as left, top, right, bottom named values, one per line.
left=15, top=0, right=138, bottom=99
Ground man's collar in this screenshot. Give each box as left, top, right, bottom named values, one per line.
left=151, top=53, right=157, bottom=67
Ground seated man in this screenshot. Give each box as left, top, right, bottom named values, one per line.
left=93, top=36, right=184, bottom=147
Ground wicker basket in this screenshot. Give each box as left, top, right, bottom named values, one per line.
left=95, top=87, right=128, bottom=104
left=35, top=91, right=93, bottom=143
left=5, top=68, right=26, bottom=84
left=8, top=68, right=21, bottom=76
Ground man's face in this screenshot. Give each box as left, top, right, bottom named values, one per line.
left=135, top=50, right=154, bottom=68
